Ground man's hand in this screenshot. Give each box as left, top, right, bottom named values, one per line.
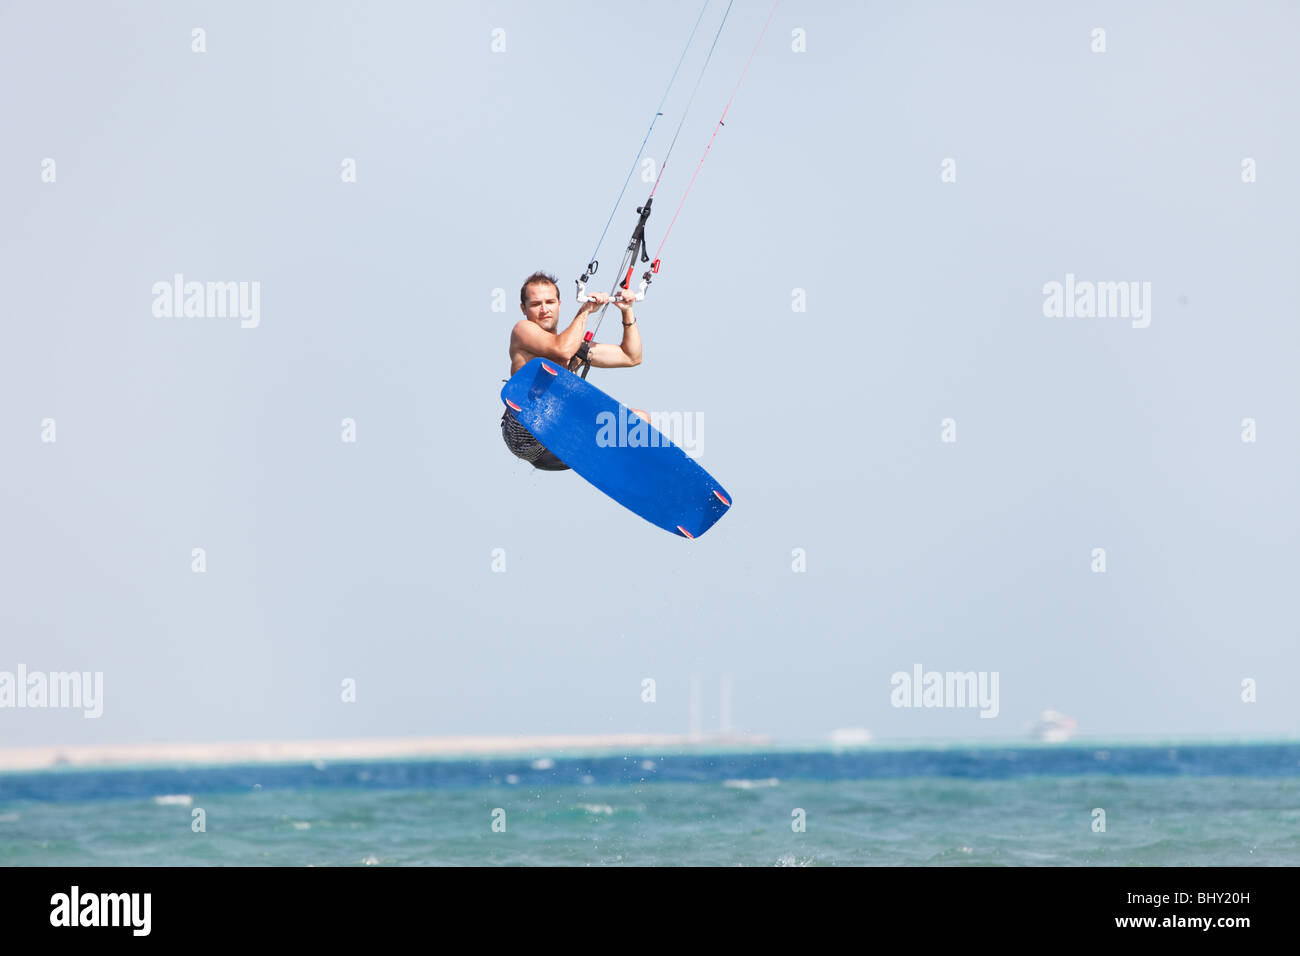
left=580, top=291, right=611, bottom=314
left=613, top=290, right=637, bottom=315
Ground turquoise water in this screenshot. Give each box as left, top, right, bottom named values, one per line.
left=3, top=744, right=1299, bottom=865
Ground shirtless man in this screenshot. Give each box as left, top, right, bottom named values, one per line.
left=503, top=271, right=647, bottom=471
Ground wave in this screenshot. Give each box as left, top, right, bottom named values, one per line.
left=152, top=794, right=193, bottom=806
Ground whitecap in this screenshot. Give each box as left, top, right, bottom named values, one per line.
left=723, top=778, right=779, bottom=789
left=153, top=794, right=194, bottom=806
left=531, top=757, right=556, bottom=770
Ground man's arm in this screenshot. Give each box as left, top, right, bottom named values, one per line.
left=588, top=309, right=642, bottom=368
left=511, top=310, right=589, bottom=363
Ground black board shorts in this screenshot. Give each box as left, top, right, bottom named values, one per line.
left=500, top=409, right=570, bottom=471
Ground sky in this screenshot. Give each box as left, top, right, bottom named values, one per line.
left=1, top=0, right=1297, bottom=749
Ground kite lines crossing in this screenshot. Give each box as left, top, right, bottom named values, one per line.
left=568, top=0, right=781, bottom=378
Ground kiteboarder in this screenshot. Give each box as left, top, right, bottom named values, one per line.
left=503, top=271, right=646, bottom=470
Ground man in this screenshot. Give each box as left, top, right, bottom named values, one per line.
left=502, top=271, right=646, bottom=470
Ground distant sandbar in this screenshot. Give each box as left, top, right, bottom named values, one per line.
left=0, top=733, right=772, bottom=772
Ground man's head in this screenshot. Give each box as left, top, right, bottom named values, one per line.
left=520, top=271, right=561, bottom=332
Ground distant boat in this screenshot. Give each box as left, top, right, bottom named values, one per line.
left=1030, top=710, right=1078, bottom=742
left=829, top=728, right=873, bottom=747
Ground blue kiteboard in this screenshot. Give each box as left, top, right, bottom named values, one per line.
left=501, top=358, right=732, bottom=538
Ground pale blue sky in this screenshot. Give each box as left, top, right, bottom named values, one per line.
left=1, top=1, right=1296, bottom=749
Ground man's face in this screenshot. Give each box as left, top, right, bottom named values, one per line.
left=521, top=282, right=561, bottom=332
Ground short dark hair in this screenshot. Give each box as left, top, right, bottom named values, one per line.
left=520, top=271, right=560, bottom=305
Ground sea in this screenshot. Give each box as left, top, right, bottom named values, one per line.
left=2, top=741, right=1298, bottom=866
